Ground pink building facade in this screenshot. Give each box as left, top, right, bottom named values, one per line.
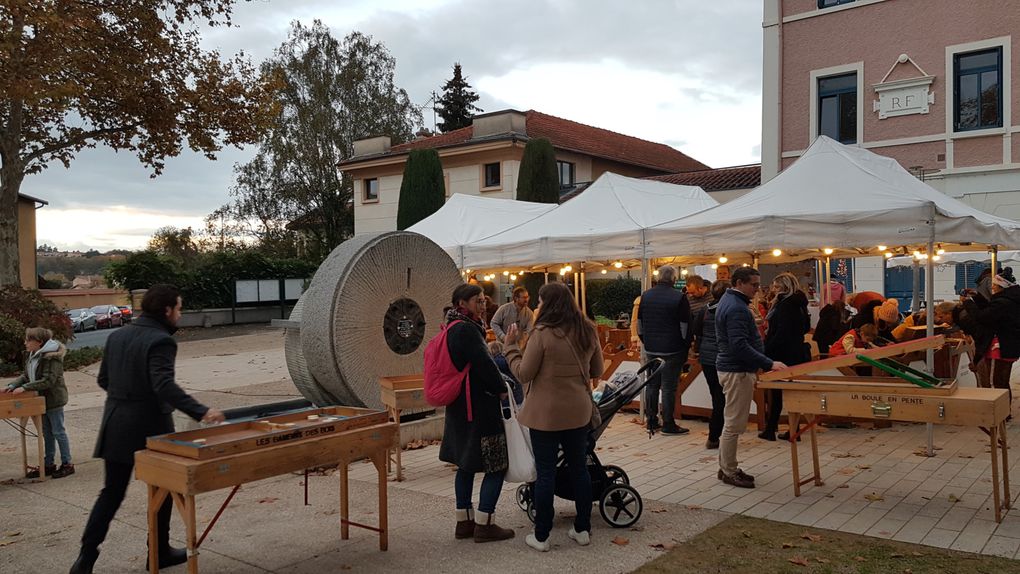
left=762, top=0, right=1020, bottom=221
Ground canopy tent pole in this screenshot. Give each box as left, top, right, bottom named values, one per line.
left=925, top=202, right=936, bottom=457
left=544, top=268, right=549, bottom=285
left=824, top=257, right=832, bottom=307
left=752, top=253, right=760, bottom=268
left=573, top=271, right=579, bottom=302
left=991, top=244, right=999, bottom=277
left=815, top=260, right=824, bottom=305
left=580, top=265, right=588, bottom=316
left=640, top=230, right=650, bottom=291
left=911, top=259, right=921, bottom=315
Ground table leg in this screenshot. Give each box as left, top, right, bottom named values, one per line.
left=33, top=415, right=45, bottom=481
left=147, top=485, right=168, bottom=574
left=373, top=452, right=388, bottom=551
left=789, top=412, right=802, bottom=497
left=19, top=416, right=27, bottom=477
left=809, top=415, right=822, bottom=486
left=339, top=460, right=350, bottom=540
left=395, top=409, right=404, bottom=482
left=1000, top=421, right=1011, bottom=511
left=990, top=424, right=1002, bottom=523
left=170, top=493, right=198, bottom=574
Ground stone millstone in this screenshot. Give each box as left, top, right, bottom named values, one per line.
left=283, top=294, right=342, bottom=407
left=299, top=231, right=462, bottom=410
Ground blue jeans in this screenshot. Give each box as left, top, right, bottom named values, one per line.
left=43, top=408, right=72, bottom=466
left=454, top=469, right=505, bottom=514
left=644, top=352, right=685, bottom=429
left=530, top=426, right=592, bottom=542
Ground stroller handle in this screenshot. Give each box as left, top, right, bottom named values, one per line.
left=636, top=357, right=666, bottom=378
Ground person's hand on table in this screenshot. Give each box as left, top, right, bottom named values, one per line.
left=202, top=408, right=226, bottom=424
left=770, top=361, right=788, bottom=371
left=11, top=386, right=25, bottom=395
left=505, top=324, right=519, bottom=346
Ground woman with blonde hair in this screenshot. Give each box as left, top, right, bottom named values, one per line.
left=759, top=272, right=811, bottom=441
left=505, top=282, right=604, bottom=552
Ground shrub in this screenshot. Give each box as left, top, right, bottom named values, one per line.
left=586, top=277, right=641, bottom=320
left=65, top=347, right=104, bottom=371
left=397, top=148, right=445, bottom=230
left=104, top=250, right=181, bottom=291
left=516, top=138, right=560, bottom=204
left=0, top=286, right=73, bottom=366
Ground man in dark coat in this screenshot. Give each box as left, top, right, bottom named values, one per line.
left=70, top=285, right=225, bottom=574
left=638, top=265, right=692, bottom=435
left=961, top=272, right=1020, bottom=401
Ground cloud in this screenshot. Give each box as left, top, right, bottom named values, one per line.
left=37, top=207, right=207, bottom=251
left=24, top=0, right=764, bottom=250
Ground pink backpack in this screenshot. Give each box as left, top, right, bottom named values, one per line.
left=423, top=320, right=473, bottom=421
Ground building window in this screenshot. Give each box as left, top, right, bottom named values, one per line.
left=818, top=72, right=857, bottom=144
left=363, top=178, right=379, bottom=202
left=483, top=162, right=500, bottom=188
left=818, top=0, right=855, bottom=8
left=954, top=47, right=1003, bottom=132
left=557, top=161, right=575, bottom=188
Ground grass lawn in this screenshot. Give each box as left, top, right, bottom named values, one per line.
left=633, top=514, right=1012, bottom=574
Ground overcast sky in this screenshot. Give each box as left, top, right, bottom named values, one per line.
left=29, top=0, right=764, bottom=251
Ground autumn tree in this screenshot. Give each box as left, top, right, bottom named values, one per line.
left=221, top=22, right=421, bottom=259
left=396, top=149, right=445, bottom=230
left=0, top=1, right=276, bottom=286
left=516, top=138, right=560, bottom=204
left=435, top=63, right=482, bottom=133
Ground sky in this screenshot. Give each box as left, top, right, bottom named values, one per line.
left=27, top=0, right=764, bottom=251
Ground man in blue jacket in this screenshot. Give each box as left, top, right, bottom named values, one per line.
left=638, top=265, right=691, bottom=435
left=715, top=267, right=786, bottom=488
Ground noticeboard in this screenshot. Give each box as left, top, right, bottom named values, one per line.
left=235, top=278, right=308, bottom=304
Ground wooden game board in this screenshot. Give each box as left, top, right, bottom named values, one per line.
left=1, top=390, right=46, bottom=481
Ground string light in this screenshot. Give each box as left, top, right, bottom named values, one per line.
left=519, top=270, right=525, bottom=275
left=510, top=274, right=518, bottom=281
left=937, top=247, right=946, bottom=256
left=502, top=270, right=509, bottom=276
left=600, top=269, right=607, bottom=275
left=742, top=263, right=749, bottom=267
left=613, top=261, right=623, bottom=269
left=710, top=263, right=718, bottom=270
left=680, top=268, right=688, bottom=276
left=652, top=270, right=659, bottom=276
left=718, top=255, right=728, bottom=264
left=884, top=252, right=894, bottom=259
left=772, top=249, right=782, bottom=257
left=932, top=255, right=941, bottom=262
left=559, top=268, right=568, bottom=276
left=877, top=245, right=887, bottom=251
left=823, top=248, right=834, bottom=255
left=563, top=264, right=573, bottom=273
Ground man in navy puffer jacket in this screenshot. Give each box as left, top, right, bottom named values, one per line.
left=638, top=265, right=691, bottom=435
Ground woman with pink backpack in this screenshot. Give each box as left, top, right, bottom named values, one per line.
left=436, top=283, right=515, bottom=543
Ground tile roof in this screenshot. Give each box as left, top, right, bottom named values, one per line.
left=384, top=110, right=708, bottom=173
left=646, top=164, right=761, bottom=192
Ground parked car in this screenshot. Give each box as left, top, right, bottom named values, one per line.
left=117, top=306, right=133, bottom=323
left=66, top=308, right=98, bottom=333
left=90, top=305, right=124, bottom=329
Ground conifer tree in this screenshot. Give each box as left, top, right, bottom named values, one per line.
left=397, top=149, right=445, bottom=230
left=435, top=63, right=483, bottom=133
left=516, top=138, right=560, bottom=204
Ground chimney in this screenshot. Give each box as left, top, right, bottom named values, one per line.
left=470, top=110, right=527, bottom=140
left=352, top=136, right=392, bottom=158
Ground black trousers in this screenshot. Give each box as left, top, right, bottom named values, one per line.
left=701, top=363, right=725, bottom=441
left=763, top=389, right=784, bottom=434
left=81, top=459, right=172, bottom=554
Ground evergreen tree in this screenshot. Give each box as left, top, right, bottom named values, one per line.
left=435, top=63, right=483, bottom=133
left=397, top=149, right=445, bottom=230
left=516, top=138, right=560, bottom=204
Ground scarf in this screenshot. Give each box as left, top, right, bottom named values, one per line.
left=446, top=306, right=484, bottom=331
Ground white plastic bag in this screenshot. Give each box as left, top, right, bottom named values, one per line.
left=503, top=381, right=536, bottom=483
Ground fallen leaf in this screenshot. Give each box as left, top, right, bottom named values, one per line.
left=837, top=468, right=857, bottom=475
left=890, top=552, right=904, bottom=558
left=800, top=532, right=822, bottom=542
left=958, top=454, right=975, bottom=459
left=0, top=540, right=17, bottom=547
left=612, top=536, right=629, bottom=546
left=782, top=542, right=796, bottom=549
left=649, top=542, right=676, bottom=551
left=948, top=494, right=961, bottom=503
left=650, top=508, right=668, bottom=514
left=853, top=556, right=867, bottom=562
left=632, top=453, right=648, bottom=457
left=816, top=558, right=831, bottom=564
left=742, top=530, right=752, bottom=538
left=856, top=464, right=872, bottom=470
left=698, top=456, right=715, bottom=463
left=831, top=452, right=862, bottom=458
left=630, top=526, right=645, bottom=532
left=903, top=569, right=913, bottom=574
left=685, top=505, right=703, bottom=510
left=404, top=438, right=440, bottom=450
left=837, top=484, right=850, bottom=489
left=787, top=556, right=810, bottom=567
left=257, top=497, right=279, bottom=504
left=3, top=531, right=20, bottom=537
left=911, top=551, right=923, bottom=557
left=864, top=493, right=885, bottom=502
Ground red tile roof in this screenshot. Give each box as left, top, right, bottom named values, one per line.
left=381, top=110, right=708, bottom=174
left=646, top=164, right=760, bottom=192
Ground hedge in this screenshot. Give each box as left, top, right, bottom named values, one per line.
left=585, top=277, right=641, bottom=321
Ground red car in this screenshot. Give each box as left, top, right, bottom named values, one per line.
left=117, top=306, right=133, bottom=323
left=90, top=305, right=124, bottom=329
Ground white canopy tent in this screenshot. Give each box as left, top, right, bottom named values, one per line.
left=627, top=135, right=1020, bottom=260
left=406, top=193, right=556, bottom=268
left=462, top=172, right=718, bottom=269
left=888, top=250, right=1020, bottom=267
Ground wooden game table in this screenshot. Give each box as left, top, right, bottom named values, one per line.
left=1, top=390, right=46, bottom=481
left=379, top=374, right=428, bottom=481
left=759, top=335, right=1013, bottom=522
left=135, top=406, right=397, bottom=573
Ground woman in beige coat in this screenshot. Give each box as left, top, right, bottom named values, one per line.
left=505, top=282, right=603, bottom=552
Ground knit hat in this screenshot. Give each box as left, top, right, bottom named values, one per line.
left=876, top=299, right=900, bottom=324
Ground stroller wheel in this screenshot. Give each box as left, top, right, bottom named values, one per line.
left=604, top=465, right=630, bottom=485
left=515, top=484, right=532, bottom=511
left=599, top=484, right=643, bottom=528
left=525, top=500, right=537, bottom=523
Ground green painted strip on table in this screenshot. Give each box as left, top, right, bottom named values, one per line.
left=855, top=355, right=935, bottom=388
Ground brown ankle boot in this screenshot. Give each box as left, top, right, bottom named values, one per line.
left=455, top=508, right=474, bottom=539
left=473, top=511, right=515, bottom=543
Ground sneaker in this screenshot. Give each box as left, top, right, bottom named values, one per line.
left=567, top=528, right=590, bottom=546
left=717, top=468, right=755, bottom=482
left=705, top=439, right=720, bottom=449
left=525, top=533, right=550, bottom=552
left=661, top=426, right=689, bottom=435
left=52, top=464, right=75, bottom=479
left=778, top=431, right=801, bottom=442
left=25, top=464, right=56, bottom=479
left=720, top=470, right=755, bottom=489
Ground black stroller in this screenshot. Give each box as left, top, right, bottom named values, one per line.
left=514, top=358, right=665, bottom=529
